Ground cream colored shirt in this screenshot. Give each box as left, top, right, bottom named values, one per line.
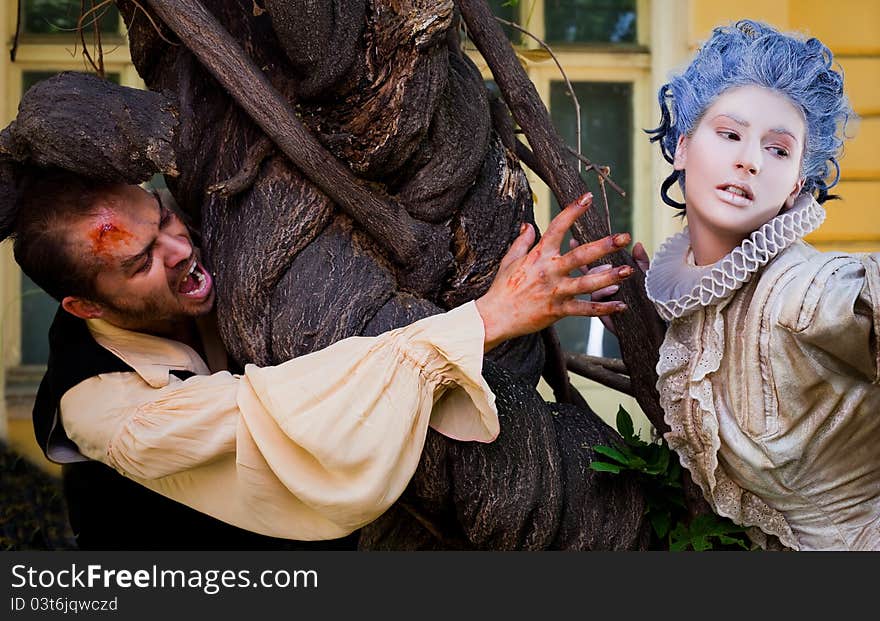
left=646, top=197, right=880, bottom=550
left=60, top=301, right=499, bottom=541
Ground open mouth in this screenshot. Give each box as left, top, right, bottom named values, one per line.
left=178, top=257, right=213, bottom=300
left=716, top=182, right=754, bottom=206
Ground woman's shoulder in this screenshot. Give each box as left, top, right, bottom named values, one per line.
left=761, top=240, right=873, bottom=301
left=759, top=242, right=879, bottom=381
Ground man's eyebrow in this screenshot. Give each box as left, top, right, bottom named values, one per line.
left=712, top=113, right=799, bottom=142
left=120, top=240, right=154, bottom=270
left=120, top=194, right=163, bottom=270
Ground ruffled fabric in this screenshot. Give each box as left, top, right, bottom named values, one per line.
left=65, top=301, right=499, bottom=541
left=649, top=198, right=823, bottom=550
left=657, top=308, right=799, bottom=550
left=646, top=195, right=826, bottom=321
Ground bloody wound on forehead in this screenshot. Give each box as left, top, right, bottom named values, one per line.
left=88, top=216, right=134, bottom=259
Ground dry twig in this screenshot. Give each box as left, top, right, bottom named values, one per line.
left=565, top=352, right=632, bottom=396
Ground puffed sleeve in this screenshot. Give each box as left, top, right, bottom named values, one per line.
left=60, top=300, right=498, bottom=540
left=774, top=252, right=880, bottom=383
left=61, top=371, right=241, bottom=479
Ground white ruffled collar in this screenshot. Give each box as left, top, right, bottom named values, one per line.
left=646, top=195, right=826, bottom=321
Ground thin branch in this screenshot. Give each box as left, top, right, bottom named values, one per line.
left=566, top=353, right=628, bottom=374
left=540, top=326, right=571, bottom=403
left=11, top=0, right=23, bottom=62
left=564, top=145, right=625, bottom=197
left=144, top=0, right=446, bottom=293
left=207, top=135, right=275, bottom=197
left=565, top=354, right=632, bottom=397
left=513, top=139, right=548, bottom=184
left=597, top=168, right=611, bottom=235
left=493, top=16, right=581, bottom=174
left=94, top=1, right=105, bottom=76
left=78, top=0, right=114, bottom=76
left=457, top=0, right=668, bottom=435
left=128, top=0, right=181, bottom=47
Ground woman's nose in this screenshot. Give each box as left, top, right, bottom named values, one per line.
left=735, top=142, right=761, bottom=175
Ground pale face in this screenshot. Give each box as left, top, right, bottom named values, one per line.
left=63, top=184, right=215, bottom=334
left=674, top=85, right=806, bottom=264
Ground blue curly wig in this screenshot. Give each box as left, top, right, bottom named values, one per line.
left=646, top=20, right=854, bottom=209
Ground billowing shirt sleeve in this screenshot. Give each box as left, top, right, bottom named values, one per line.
left=60, top=301, right=498, bottom=540
left=774, top=252, right=880, bottom=383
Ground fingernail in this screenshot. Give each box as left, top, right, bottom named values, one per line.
left=578, top=192, right=593, bottom=206
left=520, top=223, right=528, bottom=234
left=619, top=265, right=633, bottom=277
left=606, top=285, right=619, bottom=295
left=593, top=264, right=613, bottom=273
left=615, top=302, right=627, bottom=311
left=613, top=233, right=630, bottom=247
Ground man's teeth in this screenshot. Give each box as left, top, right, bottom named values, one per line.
left=181, top=260, right=205, bottom=295
left=187, top=260, right=203, bottom=284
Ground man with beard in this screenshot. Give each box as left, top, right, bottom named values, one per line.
left=5, top=168, right=633, bottom=549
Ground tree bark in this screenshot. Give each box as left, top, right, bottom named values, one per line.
left=145, top=0, right=451, bottom=296
left=456, top=0, right=669, bottom=433
left=2, top=0, right=659, bottom=548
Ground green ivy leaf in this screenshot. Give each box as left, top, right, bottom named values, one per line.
left=650, top=509, right=671, bottom=539
left=591, top=403, right=751, bottom=551
left=616, top=406, right=635, bottom=443
left=592, top=445, right=631, bottom=466
left=668, top=523, right=690, bottom=551
left=589, top=461, right=622, bottom=474
left=718, top=534, right=750, bottom=550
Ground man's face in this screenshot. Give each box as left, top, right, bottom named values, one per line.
left=68, top=184, right=215, bottom=332
left=675, top=85, right=806, bottom=248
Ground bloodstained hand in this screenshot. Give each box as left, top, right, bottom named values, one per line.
left=475, top=192, right=633, bottom=353
left=571, top=239, right=651, bottom=336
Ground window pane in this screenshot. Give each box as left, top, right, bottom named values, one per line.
left=20, top=276, right=58, bottom=366
left=463, top=0, right=519, bottom=44
left=23, top=0, right=120, bottom=36
left=545, top=0, right=637, bottom=44
left=549, top=81, right=633, bottom=357
left=488, top=0, right=517, bottom=22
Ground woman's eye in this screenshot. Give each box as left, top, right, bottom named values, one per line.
left=769, top=146, right=789, bottom=158
left=718, top=130, right=739, bottom=141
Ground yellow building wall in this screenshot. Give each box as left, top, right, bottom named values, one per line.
left=1, top=8, right=136, bottom=473
left=690, top=0, right=880, bottom=253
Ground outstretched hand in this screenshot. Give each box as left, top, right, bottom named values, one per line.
left=569, top=239, right=650, bottom=336
left=475, top=192, right=634, bottom=352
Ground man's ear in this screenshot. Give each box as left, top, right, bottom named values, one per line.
left=673, top=134, right=688, bottom=171
left=61, top=296, right=104, bottom=320
left=783, top=178, right=806, bottom=209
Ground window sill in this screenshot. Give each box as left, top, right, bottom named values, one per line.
left=5, top=364, right=45, bottom=402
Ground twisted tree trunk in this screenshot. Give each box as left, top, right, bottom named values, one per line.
left=0, top=0, right=664, bottom=548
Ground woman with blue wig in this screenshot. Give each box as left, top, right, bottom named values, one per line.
left=642, top=20, right=878, bottom=550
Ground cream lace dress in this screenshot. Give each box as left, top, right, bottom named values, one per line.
left=646, top=196, right=880, bottom=550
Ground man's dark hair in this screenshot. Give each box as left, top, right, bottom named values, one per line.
left=4, top=168, right=120, bottom=302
